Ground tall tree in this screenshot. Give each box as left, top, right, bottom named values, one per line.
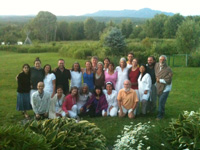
left=69, top=22, right=85, bottom=40
left=56, top=21, right=70, bottom=41
left=31, top=11, right=57, bottom=42
left=145, top=14, right=168, bottom=38
left=164, top=14, right=185, bottom=38
left=84, top=18, right=98, bottom=40
left=101, top=27, right=126, bottom=56
left=121, top=19, right=133, bottom=38
left=176, top=19, right=200, bottom=53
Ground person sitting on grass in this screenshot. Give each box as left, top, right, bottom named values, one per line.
left=16, top=64, right=32, bottom=119
left=80, top=86, right=108, bottom=117
left=48, top=85, right=65, bottom=119
left=117, top=80, right=139, bottom=119
left=103, top=82, right=118, bottom=117
left=62, top=86, right=79, bottom=118
left=31, top=82, right=50, bottom=120
left=77, top=83, right=92, bottom=114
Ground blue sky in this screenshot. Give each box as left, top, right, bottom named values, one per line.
left=0, top=0, right=199, bottom=16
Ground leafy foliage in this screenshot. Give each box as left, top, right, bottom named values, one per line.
left=102, top=27, right=127, bottom=56
left=0, top=125, right=50, bottom=150
left=25, top=118, right=107, bottom=150
left=176, top=19, right=200, bottom=53
left=164, top=110, right=200, bottom=150
left=114, top=122, right=154, bottom=150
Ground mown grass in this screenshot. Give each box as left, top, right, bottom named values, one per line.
left=0, top=51, right=199, bottom=149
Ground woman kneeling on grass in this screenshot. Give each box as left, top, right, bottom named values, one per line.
left=80, top=86, right=108, bottom=117
left=62, top=86, right=79, bottom=118
left=16, top=64, right=32, bottom=119
left=103, top=82, right=118, bottom=117
left=49, top=85, right=65, bottom=119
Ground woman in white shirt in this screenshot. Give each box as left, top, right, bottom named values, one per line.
left=103, top=81, right=118, bottom=117
left=115, top=57, right=129, bottom=93
left=138, top=64, right=152, bottom=115
left=77, top=83, right=92, bottom=114
left=43, top=64, right=56, bottom=98
left=70, top=62, right=82, bottom=89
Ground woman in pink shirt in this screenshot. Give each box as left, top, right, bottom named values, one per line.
left=104, top=62, right=118, bottom=89
left=62, top=86, right=79, bottom=118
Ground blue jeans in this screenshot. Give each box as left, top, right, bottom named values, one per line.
left=157, top=91, right=170, bottom=119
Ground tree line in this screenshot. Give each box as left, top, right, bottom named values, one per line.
left=0, top=11, right=200, bottom=53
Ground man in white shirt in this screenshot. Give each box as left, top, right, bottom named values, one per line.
left=155, top=55, right=173, bottom=120
left=31, top=82, right=51, bottom=120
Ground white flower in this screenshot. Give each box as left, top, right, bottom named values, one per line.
left=147, top=146, right=151, bottom=150
left=161, top=143, right=165, bottom=146
left=189, top=111, right=195, bottom=116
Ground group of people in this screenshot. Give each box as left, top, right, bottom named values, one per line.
left=16, top=53, right=173, bottom=120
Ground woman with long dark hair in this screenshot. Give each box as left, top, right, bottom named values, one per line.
left=43, top=64, right=56, bottom=98
left=62, top=86, right=79, bottom=118
left=80, top=86, right=108, bottom=117
left=138, top=64, right=152, bottom=115
left=70, top=62, right=82, bottom=89
left=16, top=64, right=32, bottom=119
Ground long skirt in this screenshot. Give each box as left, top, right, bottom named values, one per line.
left=16, top=92, right=32, bottom=111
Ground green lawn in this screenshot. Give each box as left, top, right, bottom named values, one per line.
left=0, top=51, right=200, bottom=149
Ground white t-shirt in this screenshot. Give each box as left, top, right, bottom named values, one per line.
left=103, top=89, right=118, bottom=108
left=70, top=71, right=82, bottom=88
left=44, top=73, right=56, bottom=94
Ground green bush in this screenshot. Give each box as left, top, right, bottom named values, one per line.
left=164, top=109, right=200, bottom=150
left=153, top=41, right=177, bottom=55
left=25, top=118, right=107, bottom=150
left=0, top=45, right=60, bottom=53
left=0, top=125, right=50, bottom=150
left=188, top=51, right=200, bottom=67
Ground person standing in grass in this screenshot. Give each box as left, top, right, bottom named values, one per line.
left=103, top=57, right=110, bottom=71
left=146, top=56, right=157, bottom=113
left=62, top=86, right=79, bottom=118
left=91, top=56, right=98, bottom=72
left=127, top=52, right=134, bottom=68
left=128, top=58, right=140, bottom=115
left=115, top=57, right=129, bottom=93
left=138, top=64, right=152, bottom=115
left=54, top=59, right=71, bottom=95
left=43, top=64, right=56, bottom=98
left=94, top=61, right=105, bottom=89
left=104, top=62, right=118, bottom=89
left=16, top=64, right=32, bottom=119
left=117, top=80, right=138, bottom=119
left=70, top=62, right=82, bottom=89
left=31, top=82, right=51, bottom=120
left=82, top=61, right=94, bottom=92
left=155, top=55, right=173, bottom=120
left=30, top=57, right=44, bottom=100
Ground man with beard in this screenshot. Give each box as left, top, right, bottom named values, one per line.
left=117, top=80, right=139, bottom=119
left=54, top=59, right=71, bottom=95
left=155, top=55, right=173, bottom=120
left=146, top=56, right=157, bottom=113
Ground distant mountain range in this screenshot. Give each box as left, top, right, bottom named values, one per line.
left=84, top=8, right=174, bottom=18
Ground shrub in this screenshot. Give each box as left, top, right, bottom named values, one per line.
left=164, top=109, right=200, bottom=150
left=25, top=118, right=107, bottom=150
left=0, top=125, right=50, bottom=150
left=188, top=50, right=200, bottom=67
left=113, top=122, right=154, bottom=150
